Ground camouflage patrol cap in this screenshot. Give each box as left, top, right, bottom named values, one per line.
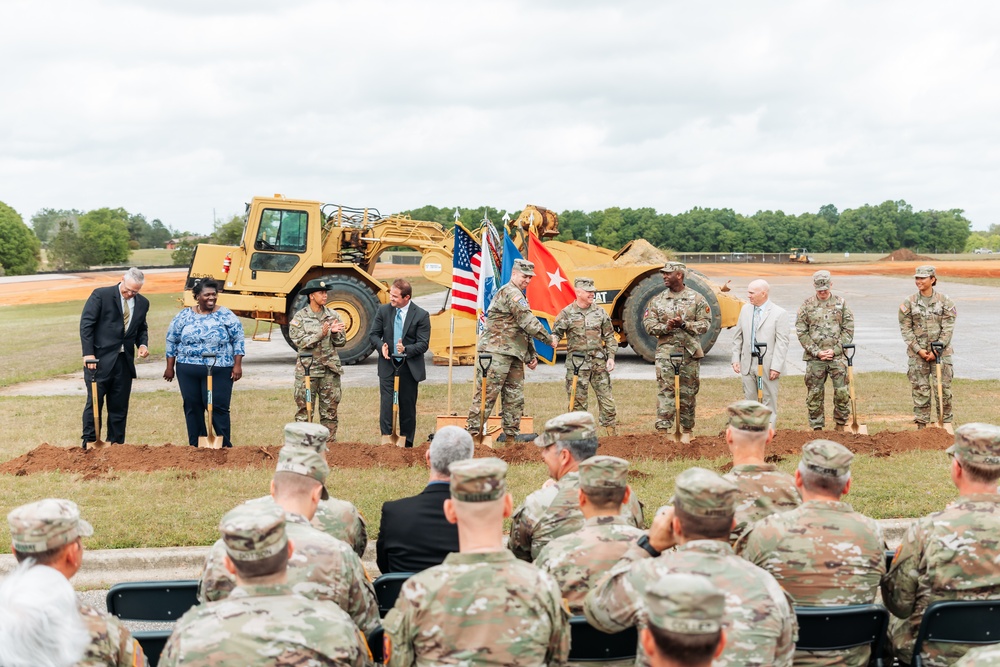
left=801, top=439, right=854, bottom=477
left=671, top=467, right=738, bottom=518
left=276, top=446, right=330, bottom=500
left=946, top=423, right=1000, bottom=467
left=574, top=277, right=596, bottom=291
left=283, top=422, right=330, bottom=452
left=512, top=259, right=536, bottom=276
left=533, top=411, right=597, bottom=447
left=299, top=278, right=329, bottom=296
left=220, top=503, right=288, bottom=562
left=660, top=261, right=686, bottom=273
left=7, top=499, right=94, bottom=554
left=914, top=265, right=936, bottom=278
left=813, top=270, right=832, bottom=290
left=449, top=457, right=508, bottom=502
left=726, top=400, right=773, bottom=432
left=645, top=573, right=725, bottom=635
left=579, top=455, right=629, bottom=489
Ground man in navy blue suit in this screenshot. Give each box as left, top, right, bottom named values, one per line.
left=368, top=278, right=431, bottom=448
left=376, top=425, right=474, bottom=573
left=79, top=268, right=150, bottom=446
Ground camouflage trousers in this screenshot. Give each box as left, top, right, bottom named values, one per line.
left=564, top=361, right=617, bottom=426
left=804, top=359, right=850, bottom=429
left=466, top=353, right=524, bottom=438
left=654, top=353, right=700, bottom=431
left=908, top=356, right=953, bottom=424
left=294, top=371, right=341, bottom=441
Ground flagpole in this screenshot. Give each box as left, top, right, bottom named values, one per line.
left=447, top=314, right=455, bottom=414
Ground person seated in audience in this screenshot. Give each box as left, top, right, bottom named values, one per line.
left=377, top=425, right=473, bottom=573
left=641, top=573, right=727, bottom=667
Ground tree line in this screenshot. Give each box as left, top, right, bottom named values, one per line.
left=401, top=200, right=973, bottom=255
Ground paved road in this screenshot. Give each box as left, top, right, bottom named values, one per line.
left=2, top=275, right=995, bottom=398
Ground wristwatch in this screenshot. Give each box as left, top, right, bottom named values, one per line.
left=637, top=534, right=661, bottom=558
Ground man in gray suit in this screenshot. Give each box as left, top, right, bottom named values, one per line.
left=731, top=279, right=790, bottom=427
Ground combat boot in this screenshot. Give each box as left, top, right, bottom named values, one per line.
left=680, top=430, right=693, bottom=444
left=604, top=425, right=619, bottom=437
left=916, top=422, right=926, bottom=430
left=834, top=424, right=846, bottom=432
left=813, top=427, right=823, bottom=431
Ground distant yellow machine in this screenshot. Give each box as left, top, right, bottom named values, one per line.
left=789, top=247, right=814, bottom=264
left=185, top=195, right=743, bottom=365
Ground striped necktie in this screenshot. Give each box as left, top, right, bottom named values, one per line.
left=394, top=309, right=404, bottom=347
left=123, top=299, right=131, bottom=332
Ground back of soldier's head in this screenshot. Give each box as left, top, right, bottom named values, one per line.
left=429, top=426, right=475, bottom=476
left=643, top=573, right=725, bottom=667
left=579, top=455, right=629, bottom=509
left=798, top=440, right=853, bottom=497
left=272, top=444, right=330, bottom=503
left=0, top=561, right=90, bottom=667
left=220, top=504, right=289, bottom=580
left=449, top=457, right=509, bottom=524
left=672, top=468, right=737, bottom=540
left=7, top=498, right=93, bottom=568
left=725, top=401, right=772, bottom=450
left=947, top=423, right=1000, bottom=484
left=534, top=412, right=599, bottom=463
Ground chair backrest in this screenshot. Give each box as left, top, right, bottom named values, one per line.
left=367, top=626, right=384, bottom=664
left=106, top=580, right=200, bottom=621
left=912, top=599, right=1000, bottom=667
left=374, top=572, right=414, bottom=617
left=568, top=616, right=638, bottom=663
left=795, top=604, right=888, bottom=661
left=133, top=629, right=172, bottom=667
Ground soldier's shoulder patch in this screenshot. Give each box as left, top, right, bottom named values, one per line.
left=290, top=318, right=300, bottom=326
left=518, top=298, right=529, bottom=308
left=899, top=303, right=907, bottom=312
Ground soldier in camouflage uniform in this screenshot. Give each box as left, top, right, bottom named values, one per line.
left=642, top=261, right=711, bottom=443
left=7, top=498, right=148, bottom=667
left=467, top=259, right=552, bottom=441
left=383, top=457, right=570, bottom=667
left=882, top=423, right=1000, bottom=666
left=954, top=644, right=1000, bottom=666
left=162, top=504, right=369, bottom=667
left=535, top=455, right=645, bottom=614
left=641, top=574, right=727, bottom=667
left=796, top=270, right=855, bottom=431
left=290, top=278, right=347, bottom=440
left=721, top=400, right=800, bottom=543
left=248, top=423, right=367, bottom=558
left=509, top=412, right=645, bottom=562
left=551, top=277, right=619, bottom=434
left=898, top=265, right=957, bottom=428
left=737, top=439, right=886, bottom=667
left=198, top=432, right=379, bottom=634
left=584, top=467, right=796, bottom=667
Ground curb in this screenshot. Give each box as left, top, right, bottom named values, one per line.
left=0, top=518, right=914, bottom=589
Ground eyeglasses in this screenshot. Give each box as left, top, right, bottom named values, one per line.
left=121, top=283, right=142, bottom=296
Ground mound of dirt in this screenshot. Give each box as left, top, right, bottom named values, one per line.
left=588, top=239, right=669, bottom=269
left=0, top=429, right=954, bottom=477
left=880, top=249, right=933, bottom=262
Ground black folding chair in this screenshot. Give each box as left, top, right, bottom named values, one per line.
left=106, top=580, right=200, bottom=621
left=133, top=630, right=172, bottom=667
left=912, top=599, right=1000, bottom=667
left=795, top=604, right=889, bottom=667
left=374, top=572, right=414, bottom=617
left=367, top=626, right=385, bottom=664
left=568, top=616, right=638, bottom=663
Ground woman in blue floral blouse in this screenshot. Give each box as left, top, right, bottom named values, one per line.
left=164, top=279, right=245, bottom=447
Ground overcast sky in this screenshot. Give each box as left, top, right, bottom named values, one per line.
left=2, top=0, right=998, bottom=235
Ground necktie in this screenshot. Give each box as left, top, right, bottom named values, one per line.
left=123, top=299, right=131, bottom=332
left=751, top=306, right=760, bottom=350
left=394, top=309, right=403, bottom=348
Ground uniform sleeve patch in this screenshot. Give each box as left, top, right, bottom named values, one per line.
left=518, top=298, right=529, bottom=308
left=290, top=319, right=300, bottom=326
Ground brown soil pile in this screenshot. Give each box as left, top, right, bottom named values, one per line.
left=589, top=239, right=669, bottom=268
left=879, top=249, right=933, bottom=262
left=0, top=429, right=953, bottom=478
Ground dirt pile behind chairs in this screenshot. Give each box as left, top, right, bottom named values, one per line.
left=0, top=429, right=953, bottom=478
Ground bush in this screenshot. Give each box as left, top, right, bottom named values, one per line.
left=0, top=201, right=41, bottom=275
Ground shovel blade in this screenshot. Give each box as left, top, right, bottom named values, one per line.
left=391, top=434, right=407, bottom=448
left=850, top=423, right=868, bottom=435
left=198, top=436, right=225, bottom=449
left=471, top=434, right=494, bottom=449
left=86, top=440, right=110, bottom=450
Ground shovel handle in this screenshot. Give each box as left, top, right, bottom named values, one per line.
left=298, top=352, right=313, bottom=374
left=478, top=353, right=493, bottom=373
left=202, top=351, right=217, bottom=371
left=669, top=352, right=684, bottom=374
left=84, top=359, right=98, bottom=382
left=843, top=344, right=856, bottom=366
left=753, top=342, right=768, bottom=363
left=391, top=354, right=406, bottom=374
left=570, top=352, right=586, bottom=374
left=930, top=341, right=944, bottom=362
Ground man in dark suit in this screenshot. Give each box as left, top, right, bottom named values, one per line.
left=80, top=268, right=150, bottom=446
left=376, top=425, right=474, bottom=573
left=368, top=278, right=431, bottom=448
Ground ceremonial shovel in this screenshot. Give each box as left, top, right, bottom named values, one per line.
left=753, top=342, right=768, bottom=404
left=669, top=353, right=684, bottom=443
left=472, top=353, right=493, bottom=448
left=299, top=353, right=314, bottom=422
left=843, top=345, right=868, bottom=435
left=930, top=342, right=954, bottom=435
left=84, top=361, right=110, bottom=450
left=198, top=352, right=224, bottom=449
left=568, top=352, right=585, bottom=412
left=384, top=355, right=407, bottom=447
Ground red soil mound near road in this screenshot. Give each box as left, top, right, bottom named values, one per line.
left=0, top=429, right=954, bottom=478
left=880, top=249, right=934, bottom=262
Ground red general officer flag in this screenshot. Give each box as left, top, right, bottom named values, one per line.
left=526, top=232, right=576, bottom=318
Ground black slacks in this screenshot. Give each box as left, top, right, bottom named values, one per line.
left=82, top=353, right=132, bottom=444
left=176, top=362, right=235, bottom=447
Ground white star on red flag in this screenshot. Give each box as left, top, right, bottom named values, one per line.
left=547, top=268, right=567, bottom=289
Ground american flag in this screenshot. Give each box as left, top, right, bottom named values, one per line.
left=451, top=224, right=481, bottom=318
